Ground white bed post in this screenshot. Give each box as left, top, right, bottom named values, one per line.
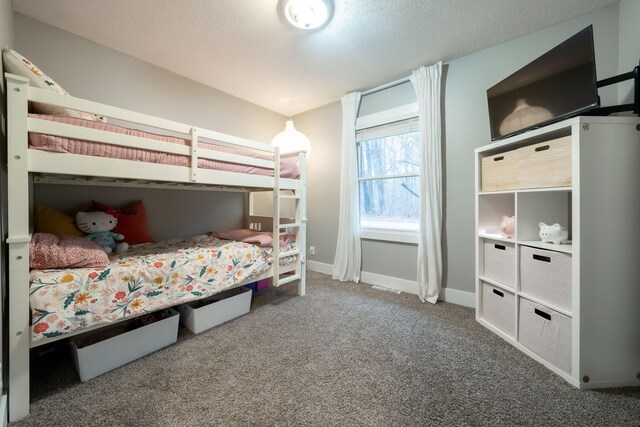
left=297, top=152, right=307, bottom=296
left=5, top=73, right=32, bottom=422
left=189, top=127, right=199, bottom=181
left=272, top=147, right=280, bottom=286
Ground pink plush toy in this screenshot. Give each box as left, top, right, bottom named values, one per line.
left=499, top=215, right=515, bottom=239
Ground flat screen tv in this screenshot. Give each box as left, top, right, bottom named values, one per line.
left=487, top=25, right=599, bottom=140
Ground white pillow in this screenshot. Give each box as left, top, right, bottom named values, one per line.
left=2, top=47, right=106, bottom=122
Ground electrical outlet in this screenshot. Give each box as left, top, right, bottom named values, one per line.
left=309, top=246, right=315, bottom=255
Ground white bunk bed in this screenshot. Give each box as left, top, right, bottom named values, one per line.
left=4, top=72, right=307, bottom=421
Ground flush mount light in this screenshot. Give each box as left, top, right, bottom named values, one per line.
left=279, top=0, right=334, bottom=31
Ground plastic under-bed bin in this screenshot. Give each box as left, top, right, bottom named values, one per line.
left=245, top=278, right=271, bottom=293
left=254, top=278, right=271, bottom=291
left=175, top=286, right=252, bottom=334
left=71, top=308, right=179, bottom=382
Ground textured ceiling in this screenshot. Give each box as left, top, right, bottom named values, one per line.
left=12, top=0, right=617, bottom=115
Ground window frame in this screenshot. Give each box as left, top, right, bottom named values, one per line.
left=355, top=103, right=420, bottom=244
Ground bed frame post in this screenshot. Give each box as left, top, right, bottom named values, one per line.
left=272, top=147, right=280, bottom=286
left=297, top=152, right=307, bottom=296
left=189, top=127, right=198, bottom=181
left=5, top=73, right=32, bottom=422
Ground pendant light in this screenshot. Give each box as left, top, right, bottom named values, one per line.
left=271, top=119, right=312, bottom=157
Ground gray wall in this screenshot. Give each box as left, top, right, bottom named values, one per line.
left=13, top=14, right=284, bottom=143
left=1, top=1, right=13, bottom=235
left=298, top=82, right=419, bottom=280
left=296, top=4, right=629, bottom=293
left=33, top=185, right=245, bottom=242
left=1, top=0, right=13, bottom=231
left=292, top=102, right=341, bottom=265
left=6, top=3, right=639, bottom=292
left=12, top=13, right=286, bottom=239
left=618, top=0, right=640, bottom=104
left=443, top=5, right=620, bottom=294
left=359, top=81, right=416, bottom=116
left=0, top=0, right=12, bottom=112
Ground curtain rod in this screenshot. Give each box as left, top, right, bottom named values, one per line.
left=361, top=75, right=411, bottom=96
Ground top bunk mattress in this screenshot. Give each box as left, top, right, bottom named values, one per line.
left=27, top=114, right=300, bottom=179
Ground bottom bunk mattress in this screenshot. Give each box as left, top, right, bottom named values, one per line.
left=29, top=234, right=295, bottom=342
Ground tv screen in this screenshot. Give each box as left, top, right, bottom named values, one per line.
left=487, top=25, right=599, bottom=140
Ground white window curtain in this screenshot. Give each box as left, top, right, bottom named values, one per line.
left=410, top=63, right=443, bottom=304
left=332, top=91, right=362, bottom=282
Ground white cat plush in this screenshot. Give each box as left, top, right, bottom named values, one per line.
left=538, top=222, right=568, bottom=244
left=76, top=211, right=128, bottom=254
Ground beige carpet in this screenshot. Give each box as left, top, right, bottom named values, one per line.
left=12, top=271, right=640, bottom=426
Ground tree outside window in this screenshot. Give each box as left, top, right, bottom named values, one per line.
left=357, top=118, right=420, bottom=231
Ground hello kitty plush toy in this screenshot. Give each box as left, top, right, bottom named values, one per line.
left=76, top=211, right=128, bottom=254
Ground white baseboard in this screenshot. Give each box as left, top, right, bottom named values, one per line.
left=361, top=271, right=418, bottom=294
left=306, top=261, right=475, bottom=308
left=440, top=287, right=475, bottom=308
left=306, top=260, right=333, bottom=275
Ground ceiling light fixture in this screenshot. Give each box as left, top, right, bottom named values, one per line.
left=272, top=119, right=312, bottom=157
left=279, top=0, right=334, bottom=31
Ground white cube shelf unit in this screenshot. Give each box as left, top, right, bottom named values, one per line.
left=474, top=115, right=640, bottom=389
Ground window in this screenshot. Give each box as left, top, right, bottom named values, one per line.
left=357, top=117, right=420, bottom=243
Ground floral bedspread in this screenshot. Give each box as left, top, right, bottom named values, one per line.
left=29, top=235, right=295, bottom=342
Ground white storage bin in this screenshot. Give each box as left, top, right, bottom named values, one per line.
left=175, top=286, right=251, bottom=334
left=480, top=282, right=515, bottom=338
left=483, top=240, right=516, bottom=288
left=520, top=245, right=572, bottom=311
left=518, top=298, right=572, bottom=374
left=71, top=308, right=179, bottom=382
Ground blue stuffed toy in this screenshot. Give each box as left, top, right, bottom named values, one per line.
left=76, top=211, right=129, bottom=254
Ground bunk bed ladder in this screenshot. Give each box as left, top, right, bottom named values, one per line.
left=271, top=152, right=307, bottom=296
